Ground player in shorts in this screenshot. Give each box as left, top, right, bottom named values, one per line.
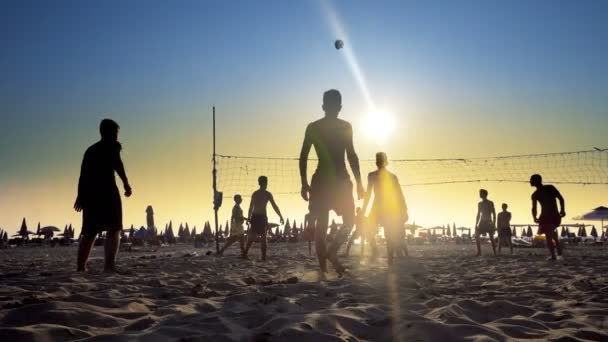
left=475, top=189, right=497, bottom=256
left=243, top=176, right=284, bottom=261
left=362, top=152, right=409, bottom=265
left=218, top=194, right=247, bottom=256
left=299, top=89, right=364, bottom=274
left=530, top=174, right=566, bottom=260
left=497, top=203, right=513, bottom=255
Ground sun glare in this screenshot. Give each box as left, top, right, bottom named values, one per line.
left=362, top=110, right=395, bottom=144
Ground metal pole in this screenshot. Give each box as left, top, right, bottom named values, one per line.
left=213, top=106, right=220, bottom=254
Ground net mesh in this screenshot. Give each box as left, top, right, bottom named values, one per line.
left=215, top=150, right=608, bottom=196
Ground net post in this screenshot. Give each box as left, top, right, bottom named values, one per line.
left=212, top=106, right=221, bottom=254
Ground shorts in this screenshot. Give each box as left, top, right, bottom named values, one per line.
left=230, top=224, right=244, bottom=236
left=309, top=173, right=354, bottom=215
left=249, top=214, right=268, bottom=235
left=538, top=215, right=561, bottom=235
left=368, top=205, right=406, bottom=228
left=498, top=226, right=512, bottom=239
left=81, top=190, right=123, bottom=239
left=476, top=221, right=496, bottom=236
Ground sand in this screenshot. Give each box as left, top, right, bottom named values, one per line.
left=1, top=242, right=607, bottom=341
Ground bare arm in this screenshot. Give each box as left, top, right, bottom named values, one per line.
left=362, top=173, right=373, bottom=214
left=491, top=203, right=496, bottom=225
left=531, top=197, right=538, bottom=222
left=269, top=193, right=284, bottom=223
left=555, top=188, right=566, bottom=216
left=247, top=195, right=254, bottom=220
left=345, top=124, right=363, bottom=197
left=113, top=147, right=131, bottom=196
left=299, top=125, right=313, bottom=200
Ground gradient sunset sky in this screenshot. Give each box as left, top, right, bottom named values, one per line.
left=1, top=0, right=607, bottom=235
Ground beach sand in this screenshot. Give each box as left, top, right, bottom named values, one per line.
left=1, top=242, right=607, bottom=341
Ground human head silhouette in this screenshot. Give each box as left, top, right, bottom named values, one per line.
left=376, top=152, right=388, bottom=168
left=322, top=89, right=342, bottom=118
left=258, top=176, right=268, bottom=190
left=100, top=119, right=119, bottom=141
left=502, top=203, right=508, bottom=211
left=479, top=189, right=488, bottom=199
left=530, top=174, right=542, bottom=187
left=234, top=194, right=242, bottom=205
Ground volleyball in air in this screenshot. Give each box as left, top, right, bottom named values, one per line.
left=334, top=39, right=344, bottom=50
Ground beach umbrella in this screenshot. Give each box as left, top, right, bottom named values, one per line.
left=134, top=227, right=146, bottom=239
left=560, top=226, right=567, bottom=237
left=191, top=226, right=197, bottom=238
left=446, top=224, right=451, bottom=237
left=590, top=226, right=598, bottom=238
left=2, top=231, right=7, bottom=241
left=284, top=219, right=291, bottom=236
left=178, top=224, right=184, bottom=238
left=577, top=226, right=582, bottom=237
left=18, top=217, right=35, bottom=238
left=512, top=226, right=517, bottom=237
left=184, top=224, right=191, bottom=238
left=36, top=223, right=41, bottom=235
left=573, top=206, right=608, bottom=233
left=224, top=221, right=229, bottom=236
left=452, top=223, right=456, bottom=237
left=580, top=225, right=587, bottom=237
left=526, top=226, right=533, bottom=237
left=40, top=226, right=60, bottom=233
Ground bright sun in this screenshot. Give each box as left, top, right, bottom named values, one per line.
left=361, top=109, right=395, bottom=144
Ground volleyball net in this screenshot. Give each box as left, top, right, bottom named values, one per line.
left=215, top=149, right=608, bottom=196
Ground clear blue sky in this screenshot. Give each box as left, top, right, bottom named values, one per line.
left=1, top=0, right=606, bottom=231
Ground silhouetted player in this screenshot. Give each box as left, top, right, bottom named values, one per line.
left=497, top=203, right=513, bottom=255
left=299, top=89, right=364, bottom=274
left=475, top=189, right=497, bottom=256
left=362, top=152, right=409, bottom=265
left=218, top=194, right=247, bottom=256
left=530, top=174, right=566, bottom=260
left=243, top=176, right=284, bottom=261
left=74, top=119, right=132, bottom=272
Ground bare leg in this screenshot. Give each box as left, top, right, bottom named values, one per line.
left=261, top=232, right=267, bottom=261
left=509, top=237, right=514, bottom=255
left=308, top=240, right=312, bottom=256
left=104, top=231, right=121, bottom=272
left=243, top=234, right=255, bottom=258
left=315, top=212, right=329, bottom=272
left=326, top=212, right=354, bottom=273
left=238, top=235, right=245, bottom=255
left=345, top=228, right=359, bottom=256
left=219, top=236, right=237, bottom=255
left=553, top=230, right=562, bottom=256
left=498, top=236, right=502, bottom=255
left=490, top=233, right=497, bottom=256
left=77, top=235, right=96, bottom=272
left=545, top=231, right=556, bottom=259
left=475, top=233, right=482, bottom=256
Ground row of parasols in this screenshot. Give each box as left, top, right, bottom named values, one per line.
left=0, top=218, right=76, bottom=240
